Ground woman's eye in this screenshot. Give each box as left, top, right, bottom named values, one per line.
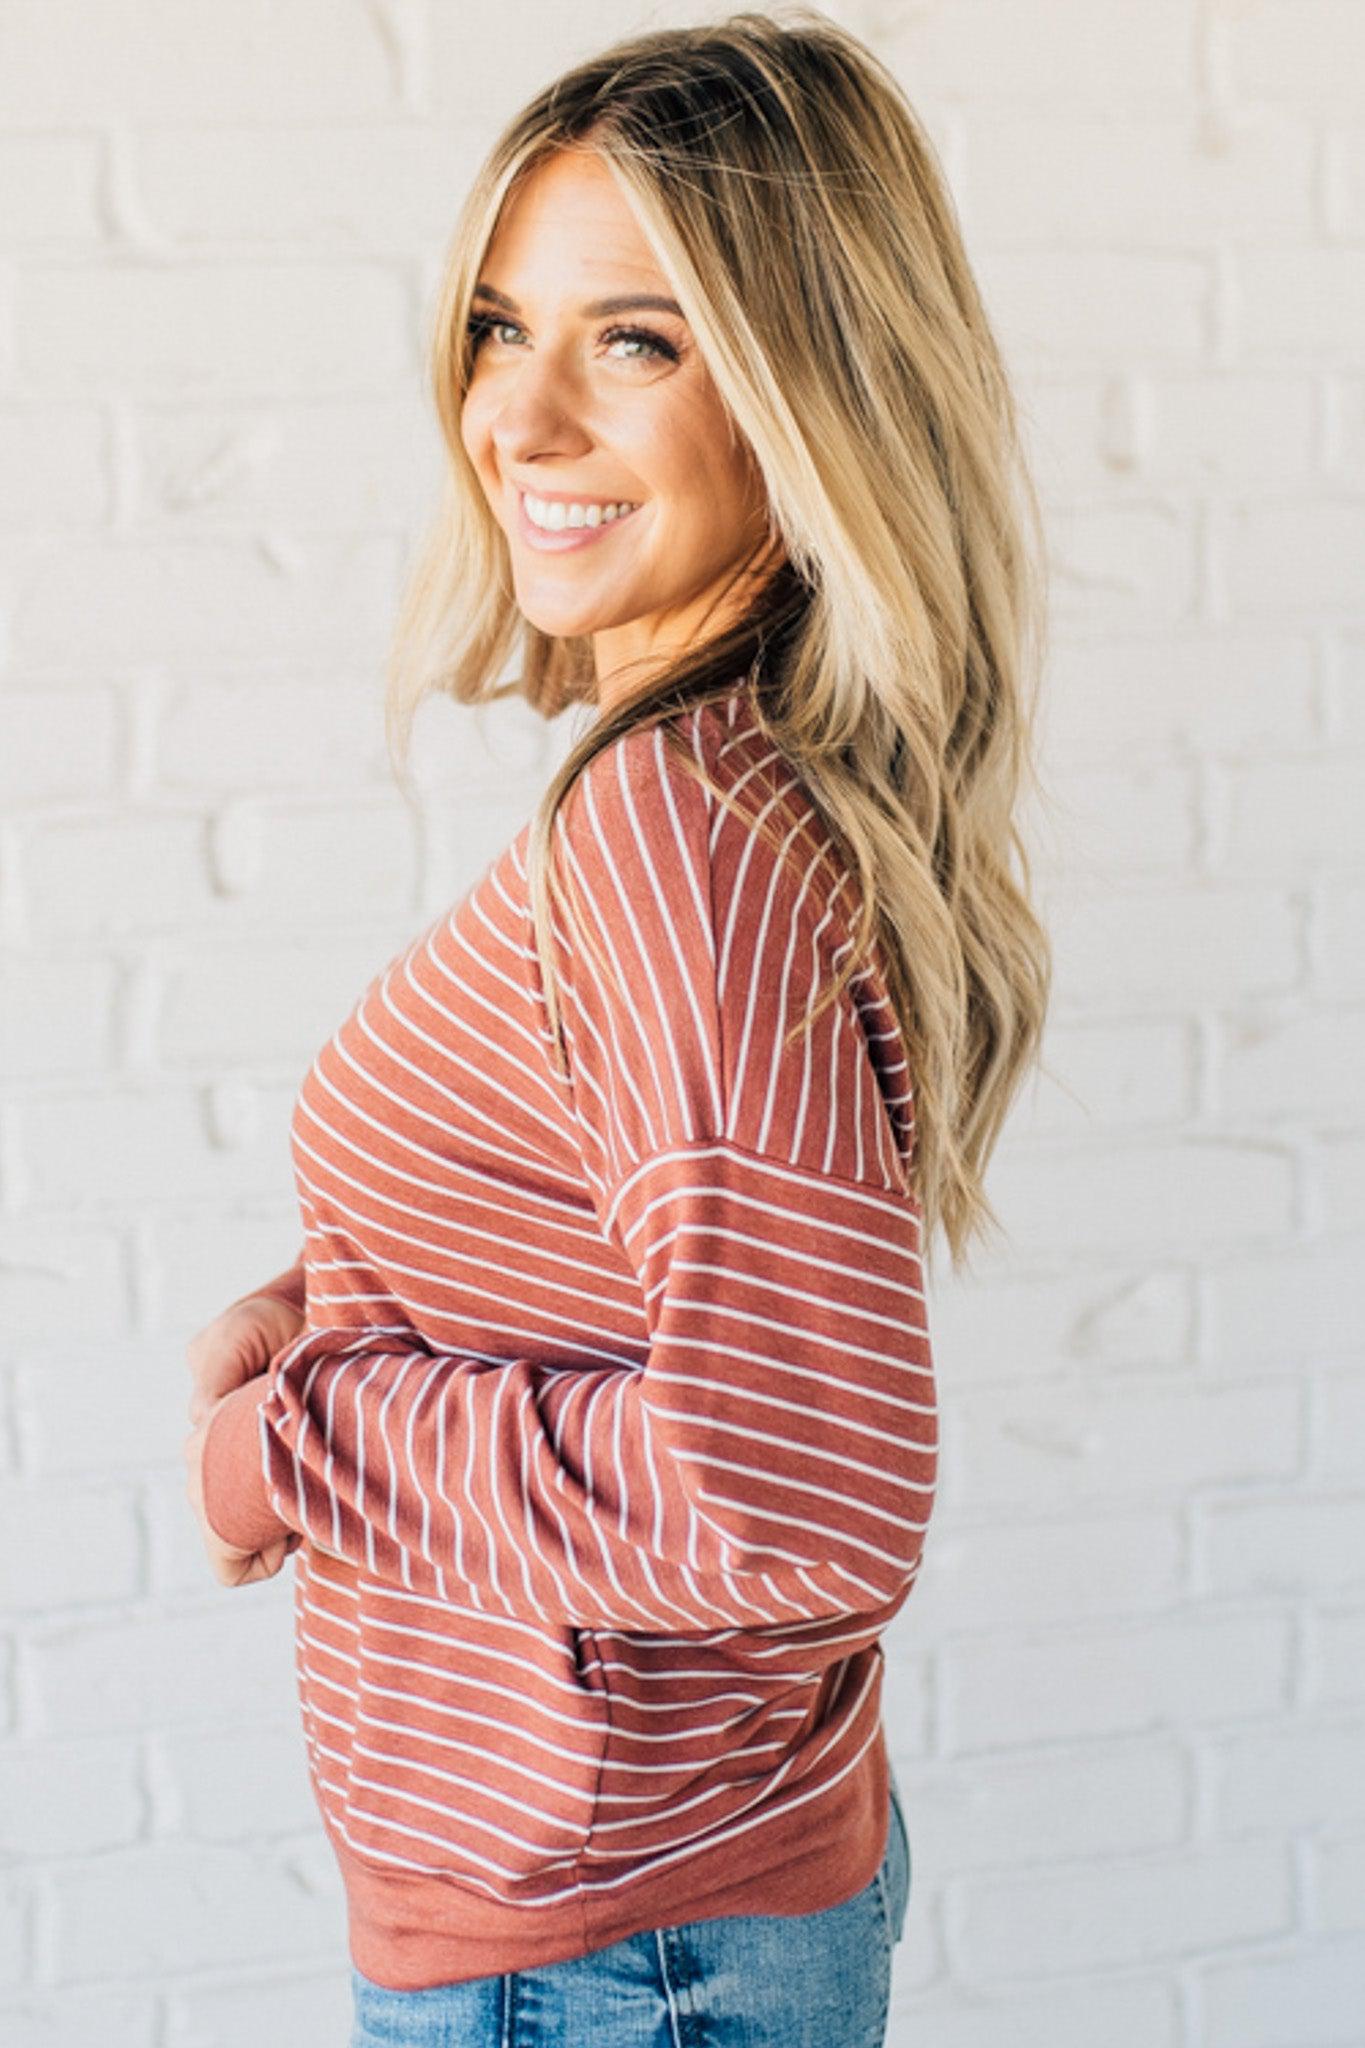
left=466, top=314, right=517, bottom=351
left=465, top=315, right=678, bottom=365
left=602, top=326, right=678, bottom=362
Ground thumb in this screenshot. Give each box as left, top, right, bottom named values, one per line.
left=255, top=1538, right=290, bottom=1577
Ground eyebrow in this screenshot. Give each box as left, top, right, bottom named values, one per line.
left=472, top=283, right=686, bottom=320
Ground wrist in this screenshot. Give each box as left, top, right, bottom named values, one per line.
left=200, top=1377, right=295, bottom=1552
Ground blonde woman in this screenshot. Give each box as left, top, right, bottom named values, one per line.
left=182, top=9, right=1051, bottom=2043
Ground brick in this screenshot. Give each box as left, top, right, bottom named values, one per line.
left=433, top=4, right=669, bottom=117
left=1036, top=502, right=1197, bottom=630
left=1314, top=882, right=1365, bottom=1000
left=153, top=672, right=388, bottom=793
left=49, top=1840, right=341, bottom=1982
left=1046, top=885, right=1300, bottom=1011
left=158, top=930, right=412, bottom=1064
left=142, top=1213, right=304, bottom=1342
left=148, top=1213, right=307, bottom=1337
left=20, top=816, right=213, bottom=937
left=978, top=252, right=1207, bottom=364
left=0, top=0, right=403, bottom=122
left=0, top=686, right=119, bottom=802
left=1200, top=1491, right=1365, bottom=1597
left=876, top=0, right=1193, bottom=100
left=0, top=412, right=106, bottom=528
left=1311, top=1366, right=1365, bottom=1483
left=1227, top=1, right=1365, bottom=110
left=1315, top=1132, right=1365, bottom=1229
left=1215, top=1718, right=1365, bottom=1834
left=0, top=957, right=117, bottom=1077
left=1314, top=1834, right=1365, bottom=1935
left=18, top=1083, right=296, bottom=1206
left=956, top=1843, right=1289, bottom=1979
left=0, top=135, right=101, bottom=243
left=929, top=1262, right=1193, bottom=1379
left=1029, top=764, right=1198, bottom=879
left=155, top=1724, right=319, bottom=1841
left=911, top=1508, right=1182, bottom=1637
left=1328, top=373, right=1365, bottom=481
left=1139, top=374, right=1317, bottom=486
left=1203, top=1935, right=1365, bottom=2048
left=1018, top=1018, right=1195, bottom=1136
left=948, top=1378, right=1299, bottom=1512
left=18, top=263, right=409, bottom=398
left=17, top=1342, right=195, bottom=1478
left=1216, top=1002, right=1365, bottom=1121
left=1228, top=508, right=1365, bottom=617
left=0, top=1485, right=139, bottom=1611
left=134, top=398, right=433, bottom=531
left=884, top=1980, right=1178, bottom=2048
left=1205, top=1238, right=1364, bottom=1367
left=30, top=1604, right=294, bottom=1737
left=0, top=1872, right=30, bottom=1988
left=1234, top=248, right=1365, bottom=355
left=903, top=1738, right=1186, bottom=1875
left=10, top=538, right=402, bottom=667
left=1025, top=374, right=1316, bottom=497
left=21, top=802, right=414, bottom=938
left=166, top=1964, right=352, bottom=2048
left=1327, top=132, right=1365, bottom=240
left=985, top=1136, right=1293, bottom=1258
left=946, top=1611, right=1291, bottom=1751
left=135, top=126, right=476, bottom=251
left=1331, top=631, right=1365, bottom=743
left=0, top=1737, right=141, bottom=1857
left=0, top=1226, right=128, bottom=1345
left=962, top=112, right=1313, bottom=244
left=1039, top=632, right=1317, bottom=769
left=0, top=1991, right=151, bottom=2046
left=1221, top=756, right=1365, bottom=870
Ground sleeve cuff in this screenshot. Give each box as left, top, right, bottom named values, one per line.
left=200, top=1375, right=296, bottom=1552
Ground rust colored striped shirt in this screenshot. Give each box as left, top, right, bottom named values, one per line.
left=201, top=676, right=939, bottom=1990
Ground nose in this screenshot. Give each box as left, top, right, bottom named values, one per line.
left=484, top=349, right=595, bottom=471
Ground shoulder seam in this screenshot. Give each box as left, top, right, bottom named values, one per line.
left=601, top=1131, right=915, bottom=1241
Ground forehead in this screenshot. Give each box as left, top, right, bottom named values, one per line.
left=480, top=150, right=669, bottom=293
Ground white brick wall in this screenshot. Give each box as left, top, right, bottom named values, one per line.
left=0, top=2, right=1360, bottom=2041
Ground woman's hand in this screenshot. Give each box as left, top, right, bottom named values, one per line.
left=183, top=1290, right=308, bottom=1585
left=183, top=1394, right=302, bottom=1585
left=185, top=1289, right=305, bottom=1428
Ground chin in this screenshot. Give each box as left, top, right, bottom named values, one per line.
left=522, top=613, right=610, bottom=651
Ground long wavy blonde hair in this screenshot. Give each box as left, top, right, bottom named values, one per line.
left=383, top=6, right=1055, bottom=1275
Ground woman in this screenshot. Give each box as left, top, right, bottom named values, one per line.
left=182, top=9, right=1051, bottom=2043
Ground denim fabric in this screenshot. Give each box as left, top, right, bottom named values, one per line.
left=349, top=1775, right=911, bottom=2047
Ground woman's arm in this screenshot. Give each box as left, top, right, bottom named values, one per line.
left=201, top=718, right=937, bottom=1634
left=199, top=1140, right=935, bottom=1634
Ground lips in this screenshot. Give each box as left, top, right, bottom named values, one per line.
left=513, top=487, right=643, bottom=554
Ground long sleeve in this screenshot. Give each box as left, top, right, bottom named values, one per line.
left=201, top=716, right=937, bottom=1631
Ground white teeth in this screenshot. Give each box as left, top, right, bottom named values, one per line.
left=523, top=493, right=639, bottom=532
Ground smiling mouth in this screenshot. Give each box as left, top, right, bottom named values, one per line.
left=514, top=488, right=645, bottom=551
left=521, top=488, right=641, bottom=527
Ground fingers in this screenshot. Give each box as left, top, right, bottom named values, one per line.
left=184, top=1294, right=306, bottom=1426
left=205, top=1529, right=299, bottom=1586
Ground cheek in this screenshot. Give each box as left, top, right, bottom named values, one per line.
left=650, top=411, right=750, bottom=520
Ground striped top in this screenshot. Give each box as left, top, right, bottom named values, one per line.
left=201, top=675, right=939, bottom=1991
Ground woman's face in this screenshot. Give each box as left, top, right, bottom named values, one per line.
left=460, top=147, right=781, bottom=712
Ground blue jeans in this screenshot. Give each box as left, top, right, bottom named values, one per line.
left=349, top=1775, right=911, bottom=2047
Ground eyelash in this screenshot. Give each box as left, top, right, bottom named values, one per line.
left=465, top=312, right=680, bottom=364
